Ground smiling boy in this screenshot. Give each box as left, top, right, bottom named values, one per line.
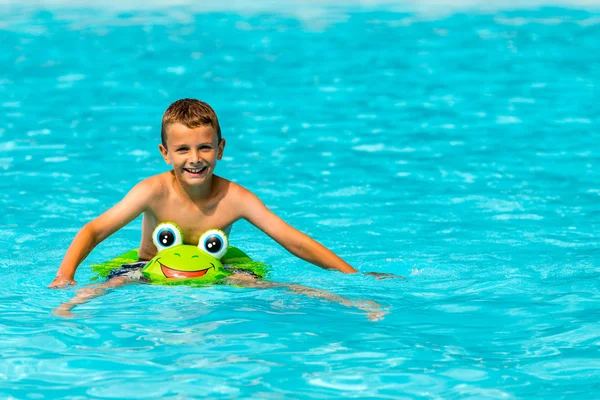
left=49, top=98, right=362, bottom=289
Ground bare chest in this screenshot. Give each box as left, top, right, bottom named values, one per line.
left=149, top=197, right=236, bottom=244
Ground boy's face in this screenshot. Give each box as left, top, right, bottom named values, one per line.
left=159, top=123, right=225, bottom=186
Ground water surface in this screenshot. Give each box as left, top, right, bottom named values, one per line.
left=1, top=2, right=599, bottom=398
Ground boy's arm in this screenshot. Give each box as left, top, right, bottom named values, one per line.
left=49, top=181, right=153, bottom=288
left=225, top=274, right=386, bottom=321
left=235, top=188, right=358, bottom=274
left=52, top=276, right=130, bottom=317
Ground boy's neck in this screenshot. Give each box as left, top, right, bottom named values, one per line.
left=172, top=172, right=216, bottom=201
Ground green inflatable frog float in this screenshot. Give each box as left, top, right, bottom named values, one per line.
left=92, top=222, right=268, bottom=286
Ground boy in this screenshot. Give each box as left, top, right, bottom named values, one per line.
left=50, top=99, right=394, bottom=317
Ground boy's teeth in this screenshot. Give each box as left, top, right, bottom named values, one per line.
left=187, top=167, right=205, bottom=173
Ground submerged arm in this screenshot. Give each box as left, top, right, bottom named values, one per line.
left=52, top=276, right=130, bottom=317
left=225, top=274, right=387, bottom=321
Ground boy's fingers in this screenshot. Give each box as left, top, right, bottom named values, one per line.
left=367, top=310, right=386, bottom=321
left=48, top=278, right=77, bottom=288
left=52, top=306, right=75, bottom=318
left=48, top=280, right=62, bottom=288
left=364, top=272, right=405, bottom=280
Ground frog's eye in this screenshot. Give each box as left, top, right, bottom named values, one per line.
left=152, top=223, right=183, bottom=251
left=198, top=229, right=228, bottom=259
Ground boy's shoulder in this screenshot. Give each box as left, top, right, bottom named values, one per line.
left=130, top=171, right=173, bottom=200
left=138, top=171, right=171, bottom=189
left=211, top=176, right=262, bottom=213
left=216, top=177, right=267, bottom=220
left=215, top=176, right=255, bottom=199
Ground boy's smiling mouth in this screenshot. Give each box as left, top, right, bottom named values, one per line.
left=183, top=166, right=208, bottom=177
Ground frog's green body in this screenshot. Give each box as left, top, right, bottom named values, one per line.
left=92, top=245, right=268, bottom=286
left=92, top=224, right=268, bottom=286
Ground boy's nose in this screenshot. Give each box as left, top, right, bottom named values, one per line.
left=190, top=150, right=202, bottom=163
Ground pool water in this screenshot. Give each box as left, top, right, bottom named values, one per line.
left=1, top=2, right=599, bottom=398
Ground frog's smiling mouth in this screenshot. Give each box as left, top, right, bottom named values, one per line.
left=158, top=260, right=215, bottom=279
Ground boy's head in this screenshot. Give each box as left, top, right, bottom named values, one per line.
left=161, top=98, right=222, bottom=148
left=159, top=99, right=226, bottom=186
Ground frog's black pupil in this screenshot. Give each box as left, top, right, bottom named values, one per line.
left=159, top=229, right=175, bottom=247
left=205, top=235, right=222, bottom=253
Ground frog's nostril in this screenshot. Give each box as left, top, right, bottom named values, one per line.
left=191, top=255, right=199, bottom=259
left=174, top=253, right=181, bottom=257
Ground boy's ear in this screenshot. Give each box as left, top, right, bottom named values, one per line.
left=217, top=138, right=226, bottom=160
left=158, top=144, right=171, bottom=164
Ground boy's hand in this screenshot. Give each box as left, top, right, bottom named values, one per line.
left=48, top=276, right=77, bottom=288
left=52, top=304, right=76, bottom=318
left=364, top=272, right=405, bottom=280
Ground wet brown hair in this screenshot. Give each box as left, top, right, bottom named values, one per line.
left=161, top=98, right=221, bottom=148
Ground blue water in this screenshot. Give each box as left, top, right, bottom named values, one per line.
left=2, top=2, right=600, bottom=398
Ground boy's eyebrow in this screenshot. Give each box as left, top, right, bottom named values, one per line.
left=173, top=142, right=213, bottom=147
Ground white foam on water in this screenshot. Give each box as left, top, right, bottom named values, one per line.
left=496, top=115, right=522, bottom=124
left=57, top=74, right=86, bottom=82
left=166, top=66, right=185, bottom=75
left=44, top=156, right=69, bottom=162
